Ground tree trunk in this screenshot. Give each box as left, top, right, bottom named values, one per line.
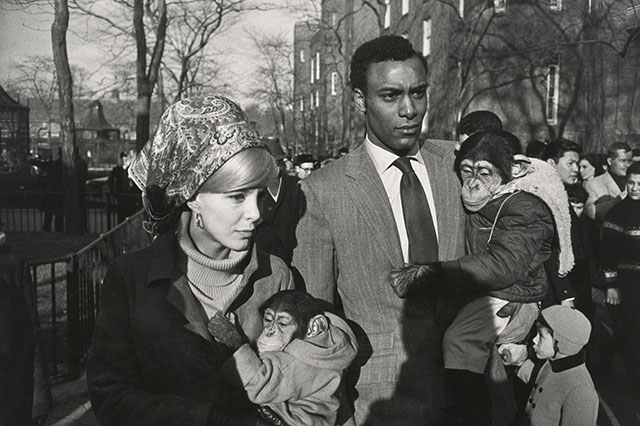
left=52, top=0, right=80, bottom=234
left=134, top=0, right=167, bottom=151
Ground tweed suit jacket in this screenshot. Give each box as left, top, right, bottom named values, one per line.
left=292, top=139, right=465, bottom=426
left=584, top=172, right=622, bottom=220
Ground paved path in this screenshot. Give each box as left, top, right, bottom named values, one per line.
left=45, top=360, right=638, bottom=426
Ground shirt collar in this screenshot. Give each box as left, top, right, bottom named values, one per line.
left=364, top=135, right=425, bottom=176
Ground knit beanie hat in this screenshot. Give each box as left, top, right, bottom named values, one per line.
left=541, top=305, right=591, bottom=356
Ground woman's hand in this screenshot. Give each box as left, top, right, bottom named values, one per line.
left=207, top=312, right=246, bottom=351
left=606, top=288, right=621, bottom=305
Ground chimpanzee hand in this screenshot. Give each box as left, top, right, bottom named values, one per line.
left=389, top=263, right=440, bottom=298
left=207, top=312, right=246, bottom=351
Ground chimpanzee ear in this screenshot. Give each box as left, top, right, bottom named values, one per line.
left=512, top=154, right=531, bottom=179
left=306, top=314, right=329, bottom=338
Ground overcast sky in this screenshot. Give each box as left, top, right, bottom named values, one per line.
left=0, top=2, right=305, bottom=105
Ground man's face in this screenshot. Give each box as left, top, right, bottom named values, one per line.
left=570, top=201, right=585, bottom=217
left=295, top=162, right=314, bottom=179
left=355, top=56, right=427, bottom=156
left=549, top=151, right=580, bottom=185
left=627, top=173, right=640, bottom=201
left=608, top=150, right=632, bottom=177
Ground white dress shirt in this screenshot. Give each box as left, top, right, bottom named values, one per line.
left=365, top=137, right=439, bottom=263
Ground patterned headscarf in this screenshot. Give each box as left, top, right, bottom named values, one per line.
left=129, top=96, right=264, bottom=207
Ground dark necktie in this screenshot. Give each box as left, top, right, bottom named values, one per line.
left=393, top=157, right=438, bottom=264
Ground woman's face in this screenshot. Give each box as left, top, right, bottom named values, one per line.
left=579, top=159, right=595, bottom=181
left=192, top=188, right=263, bottom=257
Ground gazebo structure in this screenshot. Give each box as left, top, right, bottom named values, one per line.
left=0, top=84, right=30, bottom=173
left=76, top=100, right=121, bottom=165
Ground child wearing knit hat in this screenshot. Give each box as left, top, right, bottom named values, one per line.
left=500, top=305, right=598, bottom=426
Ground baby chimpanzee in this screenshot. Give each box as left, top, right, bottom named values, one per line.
left=207, top=290, right=358, bottom=426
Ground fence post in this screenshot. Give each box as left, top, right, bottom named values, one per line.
left=66, top=255, right=81, bottom=377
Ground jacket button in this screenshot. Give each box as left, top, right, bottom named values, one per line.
left=529, top=398, right=533, bottom=403
left=539, top=387, right=543, bottom=392
left=532, top=403, right=536, bottom=408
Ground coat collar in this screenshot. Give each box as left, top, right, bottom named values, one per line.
left=141, top=231, right=269, bottom=341
left=550, top=350, right=585, bottom=373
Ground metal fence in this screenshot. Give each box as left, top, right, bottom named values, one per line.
left=0, top=191, right=140, bottom=234
left=28, top=210, right=152, bottom=380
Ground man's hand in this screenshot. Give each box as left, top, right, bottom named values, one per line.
left=498, top=343, right=528, bottom=367
left=207, top=312, right=246, bottom=351
left=606, top=288, right=621, bottom=305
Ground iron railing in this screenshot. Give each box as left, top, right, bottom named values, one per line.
left=0, top=191, right=140, bottom=234
left=28, top=210, right=152, bottom=380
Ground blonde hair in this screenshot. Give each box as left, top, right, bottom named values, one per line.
left=197, top=147, right=277, bottom=194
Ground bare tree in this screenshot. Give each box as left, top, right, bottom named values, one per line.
left=247, top=31, right=295, bottom=150
left=52, top=0, right=82, bottom=233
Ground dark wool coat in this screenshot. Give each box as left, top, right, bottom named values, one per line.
left=87, top=232, right=294, bottom=426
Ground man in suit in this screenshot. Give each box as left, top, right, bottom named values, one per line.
left=584, top=142, right=632, bottom=221
left=292, top=35, right=465, bottom=426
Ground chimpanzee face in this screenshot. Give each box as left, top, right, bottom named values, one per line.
left=459, top=159, right=505, bottom=212
left=256, top=308, right=301, bottom=355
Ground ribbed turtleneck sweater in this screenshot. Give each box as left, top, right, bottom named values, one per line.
left=176, top=212, right=249, bottom=319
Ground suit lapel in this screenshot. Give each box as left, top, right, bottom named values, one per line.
left=345, top=145, right=404, bottom=265
left=604, top=172, right=621, bottom=196
left=421, top=140, right=459, bottom=261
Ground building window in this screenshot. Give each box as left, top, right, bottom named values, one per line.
left=300, top=49, right=305, bottom=63
left=549, top=0, right=562, bottom=11
left=546, top=64, right=560, bottom=125
left=494, top=0, right=506, bottom=13
left=310, top=93, right=314, bottom=110
left=384, top=0, right=391, bottom=29
left=315, top=90, right=320, bottom=108
left=459, top=0, right=464, bottom=18
left=310, top=58, right=315, bottom=83
left=300, top=97, right=304, bottom=112
left=331, top=12, right=337, bottom=26
left=422, top=19, right=432, bottom=57
left=402, top=0, right=409, bottom=16
left=315, top=52, right=320, bottom=80
left=331, top=72, right=338, bottom=95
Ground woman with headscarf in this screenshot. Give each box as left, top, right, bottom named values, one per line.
left=86, top=96, right=294, bottom=426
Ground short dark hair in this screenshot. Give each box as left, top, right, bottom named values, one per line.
left=607, top=142, right=631, bottom=159
left=525, top=140, right=547, bottom=159
left=632, top=148, right=640, bottom=157
left=350, top=35, right=427, bottom=94
left=119, top=151, right=127, bottom=160
left=567, top=185, right=588, bottom=204
left=541, top=138, right=582, bottom=162
left=627, top=161, right=640, bottom=179
left=457, top=110, right=503, bottom=137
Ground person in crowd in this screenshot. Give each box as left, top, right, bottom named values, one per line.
left=254, top=138, right=302, bottom=266
left=457, top=110, right=503, bottom=142
left=0, top=232, right=52, bottom=426
left=293, top=154, right=315, bottom=179
left=541, top=139, right=592, bottom=314
left=76, top=150, right=89, bottom=233
left=29, top=148, right=64, bottom=232
left=600, top=161, right=640, bottom=407
left=107, top=151, right=139, bottom=223
left=525, top=140, right=547, bottom=159
left=86, top=96, right=294, bottom=426
left=584, top=142, right=633, bottom=221
left=632, top=147, right=640, bottom=163
left=500, top=305, right=598, bottom=426
left=292, top=35, right=465, bottom=426
left=337, top=147, right=349, bottom=158
left=579, top=153, right=605, bottom=184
